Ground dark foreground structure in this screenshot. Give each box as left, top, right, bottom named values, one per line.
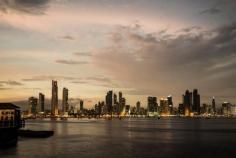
left=0, top=103, right=24, bottom=148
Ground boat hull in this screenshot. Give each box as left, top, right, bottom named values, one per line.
left=18, top=130, right=54, bottom=138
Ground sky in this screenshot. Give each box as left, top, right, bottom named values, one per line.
left=0, top=0, right=236, bottom=108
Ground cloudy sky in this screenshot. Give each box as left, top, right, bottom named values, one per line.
left=0, top=0, right=236, bottom=108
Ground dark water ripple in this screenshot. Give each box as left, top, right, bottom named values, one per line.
left=1, top=118, right=236, bottom=158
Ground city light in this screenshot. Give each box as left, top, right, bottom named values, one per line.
left=22, top=80, right=236, bottom=119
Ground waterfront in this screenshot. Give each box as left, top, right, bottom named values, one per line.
left=1, top=118, right=236, bottom=158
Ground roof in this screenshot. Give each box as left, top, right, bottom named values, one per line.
left=0, top=103, right=20, bottom=109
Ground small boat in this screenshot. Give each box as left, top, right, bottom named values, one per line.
left=18, top=130, right=54, bottom=138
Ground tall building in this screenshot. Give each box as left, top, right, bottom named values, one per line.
left=212, top=97, right=216, bottom=114
left=222, top=102, right=231, bottom=116
left=39, top=93, right=45, bottom=112
left=94, top=103, right=99, bottom=115
left=167, top=95, right=173, bottom=107
left=101, top=101, right=108, bottom=115
left=167, top=95, right=173, bottom=114
left=183, top=89, right=201, bottom=116
left=192, top=89, right=200, bottom=114
left=28, top=97, right=38, bottom=115
left=160, top=98, right=169, bottom=115
left=114, top=93, right=118, bottom=105
left=120, top=97, right=126, bottom=114
left=183, top=90, right=192, bottom=116
left=105, top=91, right=113, bottom=114
left=152, top=97, right=157, bottom=112
left=118, top=91, right=123, bottom=114
left=125, top=105, right=131, bottom=114
left=178, top=103, right=184, bottom=115
left=113, top=93, right=119, bottom=113
left=148, top=97, right=152, bottom=112
left=136, top=101, right=141, bottom=114
left=147, top=96, right=158, bottom=113
left=51, top=80, right=58, bottom=116
left=62, top=88, right=69, bottom=113
left=80, top=100, right=84, bottom=111
left=118, top=92, right=122, bottom=104
left=97, top=101, right=103, bottom=115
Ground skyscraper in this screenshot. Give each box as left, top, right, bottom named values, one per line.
left=62, top=87, right=69, bottom=114
left=114, top=93, right=117, bottom=105
left=51, top=80, right=58, bottom=116
left=212, top=97, right=216, bottom=114
left=106, top=91, right=113, bottom=114
left=117, top=91, right=125, bottom=114
left=167, top=95, right=173, bottom=105
left=183, top=90, right=192, bottom=116
left=118, top=92, right=122, bottom=104
left=121, top=98, right=126, bottom=107
left=178, top=103, right=185, bottom=115
left=147, top=96, right=153, bottom=112
left=97, top=101, right=103, bottom=115
left=136, top=101, right=141, bottom=114
left=192, top=89, right=200, bottom=114
left=80, top=100, right=84, bottom=111
left=28, top=97, right=38, bottom=115
left=222, top=102, right=230, bottom=116
left=39, top=93, right=45, bottom=112
left=113, top=93, right=119, bottom=113
left=160, top=98, right=169, bottom=115
left=167, top=95, right=173, bottom=114
left=147, top=96, right=158, bottom=113
left=183, top=89, right=201, bottom=116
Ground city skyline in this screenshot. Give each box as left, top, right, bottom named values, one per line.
left=0, top=0, right=236, bottom=107
left=23, top=80, right=236, bottom=117
left=25, top=80, right=234, bottom=111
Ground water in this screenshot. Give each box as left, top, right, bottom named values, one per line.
left=1, top=118, right=236, bottom=158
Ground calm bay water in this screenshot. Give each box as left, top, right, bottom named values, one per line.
left=1, top=118, right=236, bottom=158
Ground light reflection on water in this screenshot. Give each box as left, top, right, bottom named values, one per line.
left=1, top=118, right=236, bottom=158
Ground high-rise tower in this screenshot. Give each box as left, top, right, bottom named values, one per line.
left=51, top=80, right=58, bottom=116
left=114, top=93, right=118, bottom=105
left=105, top=91, right=113, bottom=114
left=28, top=97, right=38, bottom=115
left=136, top=101, right=141, bottom=114
left=212, top=97, right=216, bottom=114
left=183, top=90, right=191, bottom=116
left=118, top=92, right=122, bottom=105
left=167, top=95, right=173, bottom=114
left=39, top=93, right=45, bottom=112
left=62, top=88, right=69, bottom=114
left=192, top=89, right=200, bottom=114
left=147, top=96, right=158, bottom=113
